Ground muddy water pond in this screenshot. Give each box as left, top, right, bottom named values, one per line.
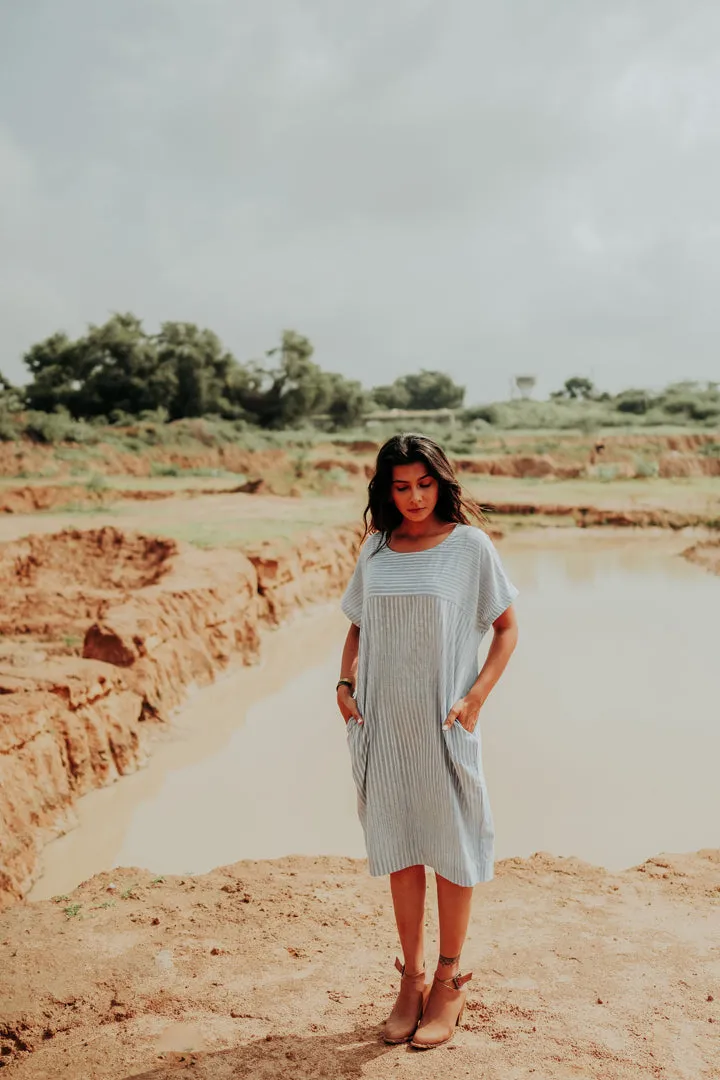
left=30, top=530, right=720, bottom=900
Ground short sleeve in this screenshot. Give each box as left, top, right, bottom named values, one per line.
left=341, top=544, right=366, bottom=626
left=476, top=531, right=518, bottom=634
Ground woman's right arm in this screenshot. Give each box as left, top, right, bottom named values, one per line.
left=337, top=623, right=363, bottom=725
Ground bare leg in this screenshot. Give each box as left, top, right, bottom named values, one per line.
left=389, top=864, right=426, bottom=973
left=434, top=873, right=473, bottom=979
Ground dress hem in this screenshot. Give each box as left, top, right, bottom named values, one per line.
left=366, top=854, right=494, bottom=889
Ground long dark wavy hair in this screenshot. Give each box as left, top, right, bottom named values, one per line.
left=362, top=433, right=486, bottom=551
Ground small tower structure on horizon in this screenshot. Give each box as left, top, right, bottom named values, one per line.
left=511, top=375, right=537, bottom=400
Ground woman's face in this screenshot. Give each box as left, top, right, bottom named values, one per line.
left=390, top=461, right=439, bottom=523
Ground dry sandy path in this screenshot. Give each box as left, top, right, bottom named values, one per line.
left=1, top=850, right=718, bottom=1079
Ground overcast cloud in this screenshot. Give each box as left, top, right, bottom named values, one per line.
left=1, top=1, right=720, bottom=402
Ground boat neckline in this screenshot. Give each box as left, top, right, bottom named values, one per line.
left=384, top=523, right=462, bottom=555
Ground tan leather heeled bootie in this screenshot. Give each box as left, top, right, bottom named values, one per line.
left=382, top=957, right=430, bottom=1044
left=410, top=970, right=472, bottom=1049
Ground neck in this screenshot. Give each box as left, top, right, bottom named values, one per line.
left=395, top=513, right=445, bottom=539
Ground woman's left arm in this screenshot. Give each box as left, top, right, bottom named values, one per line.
left=443, top=606, right=519, bottom=732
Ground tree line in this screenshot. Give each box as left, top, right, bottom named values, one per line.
left=1, top=315, right=718, bottom=428
left=0, top=313, right=466, bottom=429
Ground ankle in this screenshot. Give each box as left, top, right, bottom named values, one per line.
left=434, top=954, right=461, bottom=981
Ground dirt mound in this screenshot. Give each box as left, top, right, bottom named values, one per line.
left=0, top=849, right=717, bottom=1078
left=483, top=501, right=720, bottom=530
left=455, top=455, right=584, bottom=479
left=0, top=484, right=180, bottom=514
left=0, top=485, right=104, bottom=514
left=682, top=539, right=720, bottom=576
left=658, top=452, right=720, bottom=477
left=0, top=527, right=174, bottom=592
left=457, top=450, right=719, bottom=480
left=314, top=458, right=364, bottom=475
left=345, top=439, right=378, bottom=452
left=0, top=528, right=175, bottom=651
left=0, top=525, right=361, bottom=911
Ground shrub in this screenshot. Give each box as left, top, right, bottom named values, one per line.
left=150, top=462, right=181, bottom=477
left=22, top=411, right=80, bottom=444
left=0, top=410, right=18, bottom=441
left=446, top=433, right=478, bottom=454
left=615, top=390, right=651, bottom=415
left=460, top=405, right=499, bottom=425
left=597, top=464, right=619, bottom=482
left=634, top=457, right=660, bottom=478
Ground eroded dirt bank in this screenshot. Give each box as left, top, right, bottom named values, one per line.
left=1, top=429, right=719, bottom=499
left=683, top=538, right=720, bottom=576
left=0, top=850, right=717, bottom=1079
left=484, top=501, right=720, bottom=529
left=0, top=525, right=360, bottom=910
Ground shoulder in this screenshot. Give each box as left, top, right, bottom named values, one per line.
left=358, top=531, right=384, bottom=561
left=454, top=524, right=495, bottom=554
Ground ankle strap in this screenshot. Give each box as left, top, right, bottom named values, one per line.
left=435, top=971, right=472, bottom=990
left=395, top=956, right=425, bottom=979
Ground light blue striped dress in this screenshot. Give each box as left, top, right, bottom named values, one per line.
left=341, top=524, right=518, bottom=887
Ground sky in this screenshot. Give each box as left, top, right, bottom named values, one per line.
left=1, top=1, right=720, bottom=404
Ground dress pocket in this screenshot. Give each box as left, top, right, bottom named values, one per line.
left=346, top=717, right=369, bottom=816
left=443, top=721, right=481, bottom=780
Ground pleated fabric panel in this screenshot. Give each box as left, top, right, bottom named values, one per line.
left=341, top=525, right=518, bottom=887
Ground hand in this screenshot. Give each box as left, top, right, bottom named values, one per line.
left=337, top=684, right=364, bottom=726
left=443, top=693, right=484, bottom=732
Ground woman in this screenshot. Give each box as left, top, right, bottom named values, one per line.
left=337, top=433, right=518, bottom=1050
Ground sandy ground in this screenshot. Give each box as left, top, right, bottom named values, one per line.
left=1, top=850, right=718, bottom=1079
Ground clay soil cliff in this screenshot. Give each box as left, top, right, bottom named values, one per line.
left=0, top=525, right=360, bottom=911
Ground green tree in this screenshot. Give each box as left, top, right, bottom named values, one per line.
left=372, top=381, right=411, bottom=409
left=156, top=321, right=244, bottom=419
left=372, top=370, right=465, bottom=410
left=76, top=313, right=174, bottom=417
left=326, top=374, right=371, bottom=428
left=614, top=389, right=651, bottom=414
left=0, top=371, right=22, bottom=411
left=23, top=332, right=84, bottom=412
left=23, top=315, right=250, bottom=421
left=23, top=314, right=170, bottom=418
left=235, top=331, right=332, bottom=427
left=551, top=376, right=596, bottom=401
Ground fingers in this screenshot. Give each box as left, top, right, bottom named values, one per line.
left=443, top=701, right=462, bottom=731
left=341, top=705, right=364, bottom=726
